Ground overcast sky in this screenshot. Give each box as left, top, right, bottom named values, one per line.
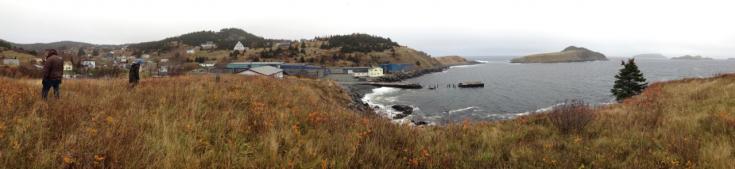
left=1, top=0, right=734, bottom=58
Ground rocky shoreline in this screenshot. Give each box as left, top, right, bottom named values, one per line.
left=375, top=66, right=449, bottom=82
left=340, top=62, right=484, bottom=125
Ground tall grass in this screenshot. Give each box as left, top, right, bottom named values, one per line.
left=1, top=74, right=734, bottom=168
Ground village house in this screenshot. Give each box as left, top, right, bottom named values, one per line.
left=233, top=41, right=247, bottom=52
left=201, top=41, right=217, bottom=50
left=186, top=48, right=196, bottom=54
left=2, top=58, right=20, bottom=66
left=368, top=67, right=384, bottom=77
left=273, top=42, right=292, bottom=49
left=141, top=54, right=151, bottom=59
left=237, top=65, right=284, bottom=79
left=82, top=60, right=96, bottom=68
left=63, top=61, right=73, bottom=78
left=159, top=66, right=169, bottom=76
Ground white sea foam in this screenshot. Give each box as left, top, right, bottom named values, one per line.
left=516, top=102, right=566, bottom=117
left=475, top=60, right=489, bottom=63
left=450, top=64, right=480, bottom=68
left=447, top=106, right=478, bottom=114
left=361, top=87, right=412, bottom=124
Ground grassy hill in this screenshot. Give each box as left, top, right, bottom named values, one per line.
left=2, top=74, right=734, bottom=168
left=435, top=55, right=475, bottom=66
left=511, top=46, right=608, bottom=63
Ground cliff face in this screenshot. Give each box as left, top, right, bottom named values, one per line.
left=435, top=55, right=474, bottom=66
left=511, top=46, right=607, bottom=63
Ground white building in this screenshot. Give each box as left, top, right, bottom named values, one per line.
left=368, top=67, right=384, bottom=77
left=81, top=60, right=96, bottom=68
left=233, top=41, right=247, bottom=52
left=201, top=41, right=217, bottom=50
left=237, top=66, right=284, bottom=79
left=186, top=49, right=196, bottom=54
left=63, top=62, right=73, bottom=71
left=2, top=58, right=19, bottom=66
left=352, top=72, right=368, bottom=77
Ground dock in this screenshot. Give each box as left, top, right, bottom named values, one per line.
left=362, top=82, right=423, bottom=89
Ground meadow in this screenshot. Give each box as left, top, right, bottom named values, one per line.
left=0, top=74, right=733, bottom=168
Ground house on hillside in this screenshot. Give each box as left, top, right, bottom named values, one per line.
left=81, top=60, right=96, bottom=68
left=273, top=42, right=292, bottom=49
left=201, top=41, right=217, bottom=50
left=226, top=62, right=283, bottom=73
left=379, top=63, right=413, bottom=74
left=63, top=62, right=73, bottom=71
left=237, top=65, right=284, bottom=79
left=368, top=67, right=384, bottom=77
left=63, top=62, right=73, bottom=78
left=233, top=41, right=247, bottom=52
left=2, top=58, right=19, bottom=66
left=186, top=48, right=196, bottom=54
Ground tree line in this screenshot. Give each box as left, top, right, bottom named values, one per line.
left=317, top=34, right=399, bottom=53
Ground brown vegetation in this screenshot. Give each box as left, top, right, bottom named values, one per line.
left=1, top=74, right=734, bottom=168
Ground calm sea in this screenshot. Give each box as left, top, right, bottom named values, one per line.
left=362, top=57, right=735, bottom=124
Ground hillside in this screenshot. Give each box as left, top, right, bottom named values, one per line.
left=633, top=53, right=667, bottom=59
left=130, top=30, right=444, bottom=70
left=2, top=74, right=734, bottom=168
left=511, top=46, right=608, bottom=63
left=128, top=28, right=268, bottom=52
left=10, top=41, right=121, bottom=52
left=671, top=55, right=713, bottom=60
left=0, top=39, right=12, bottom=49
left=435, top=55, right=476, bottom=66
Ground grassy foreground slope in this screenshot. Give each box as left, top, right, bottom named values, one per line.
left=1, top=74, right=734, bottom=168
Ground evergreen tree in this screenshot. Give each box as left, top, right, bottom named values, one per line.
left=77, top=48, right=86, bottom=57
left=92, top=49, right=100, bottom=56
left=611, top=59, right=648, bottom=101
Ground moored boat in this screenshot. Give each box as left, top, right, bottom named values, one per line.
left=458, top=81, right=484, bottom=88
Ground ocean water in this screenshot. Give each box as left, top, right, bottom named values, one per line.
left=362, top=57, right=735, bottom=124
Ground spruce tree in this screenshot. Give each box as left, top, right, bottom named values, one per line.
left=611, top=58, right=648, bottom=101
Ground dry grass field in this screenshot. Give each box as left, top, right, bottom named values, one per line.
left=1, top=74, right=733, bottom=168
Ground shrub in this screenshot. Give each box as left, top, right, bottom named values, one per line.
left=547, top=100, right=595, bottom=134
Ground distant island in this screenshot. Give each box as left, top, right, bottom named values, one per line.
left=633, top=53, right=667, bottom=59
left=671, top=55, right=713, bottom=60
left=510, top=46, right=607, bottom=63
left=435, top=55, right=478, bottom=66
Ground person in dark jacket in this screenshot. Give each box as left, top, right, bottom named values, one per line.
left=129, top=60, right=141, bottom=88
left=41, top=49, right=64, bottom=100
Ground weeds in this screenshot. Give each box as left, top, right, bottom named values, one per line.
left=547, top=100, right=595, bottom=135
left=0, top=74, right=734, bottom=168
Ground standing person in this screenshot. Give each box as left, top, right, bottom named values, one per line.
left=41, top=49, right=64, bottom=100
left=129, top=60, right=141, bottom=88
